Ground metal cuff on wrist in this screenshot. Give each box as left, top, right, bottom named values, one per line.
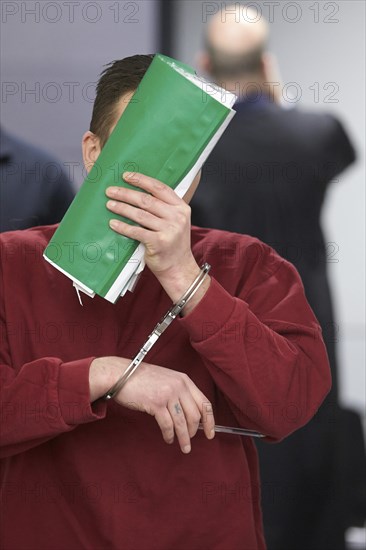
left=103, top=263, right=211, bottom=401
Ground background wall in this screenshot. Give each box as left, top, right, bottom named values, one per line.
left=169, top=0, right=366, bottom=417
left=1, top=0, right=159, bottom=185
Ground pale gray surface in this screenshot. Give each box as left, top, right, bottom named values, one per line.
left=0, top=0, right=159, bottom=186
left=170, top=0, right=366, bottom=414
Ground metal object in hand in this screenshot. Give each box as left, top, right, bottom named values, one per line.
left=198, top=423, right=265, bottom=438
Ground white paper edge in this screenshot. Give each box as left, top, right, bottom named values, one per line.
left=43, top=254, right=94, bottom=295
left=168, top=60, right=236, bottom=109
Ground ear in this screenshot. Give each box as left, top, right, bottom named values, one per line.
left=82, top=131, right=102, bottom=174
left=261, top=52, right=282, bottom=104
left=196, top=51, right=212, bottom=76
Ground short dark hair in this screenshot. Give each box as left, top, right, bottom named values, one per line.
left=90, top=54, right=154, bottom=147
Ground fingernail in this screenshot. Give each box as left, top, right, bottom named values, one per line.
left=109, top=220, right=119, bottom=229
left=106, top=186, right=117, bottom=196
left=183, top=445, right=191, bottom=454
left=107, top=200, right=116, bottom=208
left=210, top=429, right=215, bottom=439
left=123, top=171, right=135, bottom=180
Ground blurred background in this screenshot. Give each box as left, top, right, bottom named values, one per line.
left=1, top=0, right=365, bottom=547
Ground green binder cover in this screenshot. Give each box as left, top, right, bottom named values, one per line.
left=44, top=54, right=236, bottom=303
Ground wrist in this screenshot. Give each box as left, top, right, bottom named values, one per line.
left=157, top=261, right=211, bottom=317
left=180, top=274, right=211, bottom=316
left=89, top=357, right=129, bottom=402
left=155, top=258, right=201, bottom=303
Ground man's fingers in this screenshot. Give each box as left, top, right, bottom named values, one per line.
left=155, top=394, right=214, bottom=454
left=122, top=172, right=181, bottom=205
left=179, top=394, right=202, bottom=439
left=119, top=363, right=215, bottom=453
left=106, top=200, right=162, bottom=231
left=168, top=400, right=191, bottom=454
left=106, top=182, right=187, bottom=221
left=154, top=409, right=175, bottom=445
left=106, top=187, right=167, bottom=220
left=199, top=400, right=216, bottom=440
left=185, top=380, right=215, bottom=440
left=108, top=218, right=152, bottom=243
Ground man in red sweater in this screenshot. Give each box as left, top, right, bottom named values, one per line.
left=0, top=55, right=331, bottom=550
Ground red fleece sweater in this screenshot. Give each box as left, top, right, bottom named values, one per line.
left=0, top=225, right=330, bottom=550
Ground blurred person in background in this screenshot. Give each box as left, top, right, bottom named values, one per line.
left=0, top=126, right=74, bottom=232
left=191, top=6, right=365, bottom=550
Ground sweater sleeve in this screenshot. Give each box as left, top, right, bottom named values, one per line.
left=0, top=358, right=107, bottom=459
left=0, top=269, right=107, bottom=459
left=179, top=253, right=331, bottom=442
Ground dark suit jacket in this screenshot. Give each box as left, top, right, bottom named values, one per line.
left=0, top=128, right=75, bottom=232
left=192, top=99, right=360, bottom=550
left=192, top=99, right=355, bottom=401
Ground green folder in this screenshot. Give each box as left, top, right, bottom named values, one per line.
left=43, top=54, right=236, bottom=303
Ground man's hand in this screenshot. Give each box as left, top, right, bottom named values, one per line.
left=90, top=357, right=215, bottom=453
left=105, top=172, right=210, bottom=314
